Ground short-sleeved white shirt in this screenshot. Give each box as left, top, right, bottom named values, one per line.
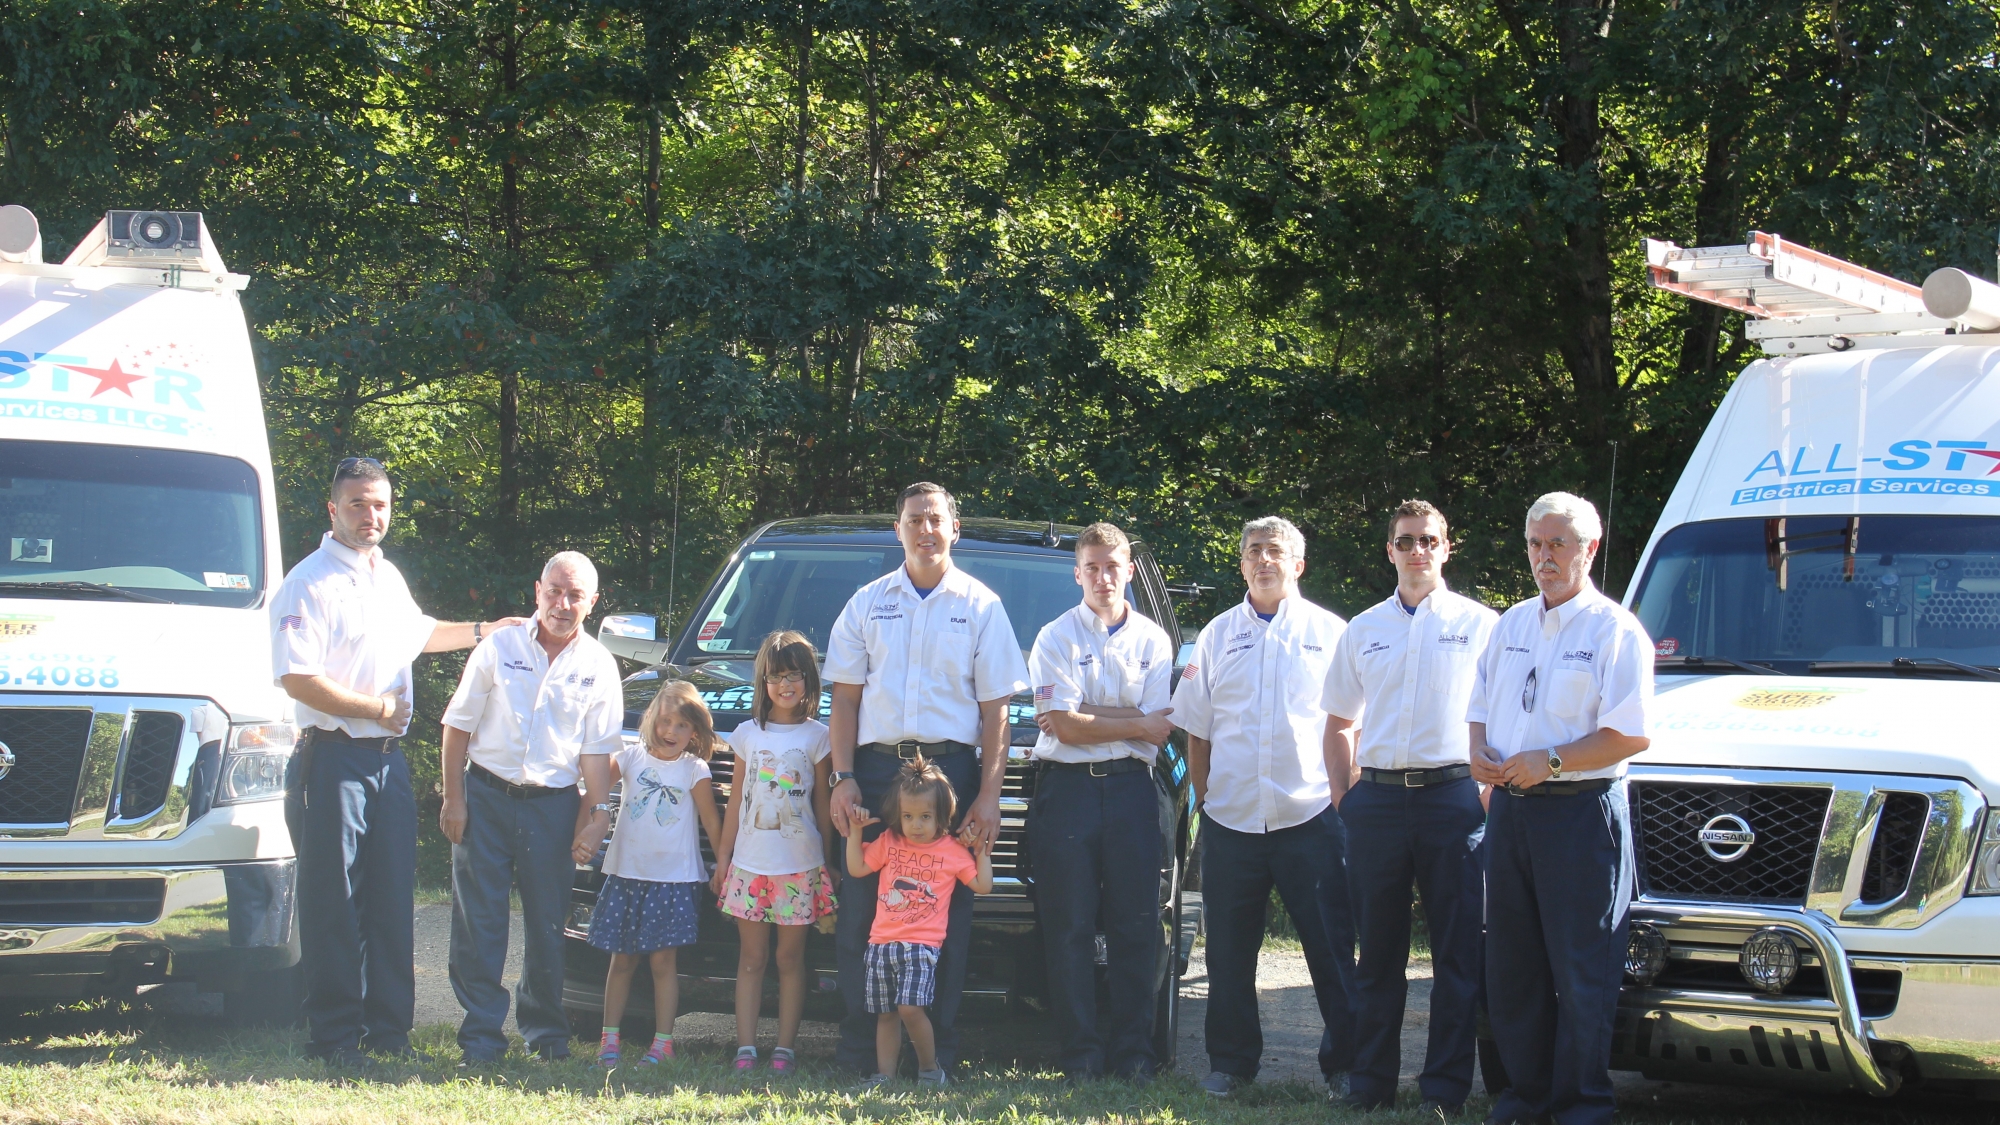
left=1028, top=603, right=1176, bottom=764
left=603, top=746, right=713, bottom=884
left=270, top=531, right=438, bottom=738
left=1170, top=593, right=1346, bottom=833
left=1467, top=580, right=1655, bottom=780
left=1321, top=583, right=1498, bottom=771
left=822, top=562, right=1030, bottom=747
left=440, top=616, right=623, bottom=788
left=725, top=718, right=833, bottom=875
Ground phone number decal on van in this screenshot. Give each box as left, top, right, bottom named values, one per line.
left=0, top=654, right=121, bottom=689
left=1731, top=477, right=1996, bottom=505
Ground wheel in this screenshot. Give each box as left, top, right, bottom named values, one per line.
left=224, top=963, right=304, bottom=1029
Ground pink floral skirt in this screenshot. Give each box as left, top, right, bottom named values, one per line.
left=716, top=863, right=836, bottom=925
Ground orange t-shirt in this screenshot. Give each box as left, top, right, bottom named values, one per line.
left=862, top=832, right=979, bottom=947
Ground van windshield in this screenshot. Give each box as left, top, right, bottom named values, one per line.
left=1630, top=515, right=2000, bottom=669
left=674, top=544, right=1130, bottom=662
left=0, top=439, right=263, bottom=608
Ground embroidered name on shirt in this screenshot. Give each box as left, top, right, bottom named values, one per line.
left=951, top=616, right=968, bottom=624
left=503, top=659, right=534, bottom=672
left=1361, top=640, right=1391, bottom=657
left=869, top=613, right=904, bottom=622
left=1077, top=653, right=1095, bottom=667
left=1504, top=645, right=1532, bottom=654
left=1301, top=644, right=1323, bottom=653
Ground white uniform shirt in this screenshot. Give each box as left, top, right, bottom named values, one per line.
left=1171, top=593, right=1346, bottom=833
left=823, top=563, right=1030, bottom=746
left=270, top=531, right=437, bottom=738
left=1321, top=583, right=1498, bottom=771
left=1467, top=580, right=1654, bottom=780
left=440, top=616, right=623, bottom=788
left=1028, top=603, right=1176, bottom=764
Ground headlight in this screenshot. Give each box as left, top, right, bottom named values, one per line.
left=1971, top=808, right=2000, bottom=895
left=216, top=721, right=296, bottom=805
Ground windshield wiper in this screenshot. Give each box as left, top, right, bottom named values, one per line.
left=1656, top=655, right=1782, bottom=676
left=682, top=653, right=756, bottom=665
left=0, top=580, right=171, bottom=605
left=1807, top=656, right=2000, bottom=683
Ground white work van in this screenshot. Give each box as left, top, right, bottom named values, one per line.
left=0, top=207, right=298, bottom=1023
left=1615, top=234, right=2000, bottom=1097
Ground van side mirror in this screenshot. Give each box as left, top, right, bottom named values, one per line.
left=599, top=613, right=673, bottom=666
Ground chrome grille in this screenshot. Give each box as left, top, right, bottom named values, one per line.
left=0, top=876, right=165, bottom=925
left=117, top=712, right=185, bottom=821
left=1633, top=782, right=1831, bottom=905
left=1858, top=792, right=1928, bottom=905
left=0, top=707, right=94, bottom=826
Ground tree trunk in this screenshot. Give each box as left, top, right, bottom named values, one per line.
left=1552, top=0, right=1617, bottom=454
left=1677, top=101, right=1745, bottom=383
left=496, top=20, right=525, bottom=539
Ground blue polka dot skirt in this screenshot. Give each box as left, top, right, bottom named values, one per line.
left=587, top=875, right=702, bottom=953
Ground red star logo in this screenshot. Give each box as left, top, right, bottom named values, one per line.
left=1967, top=449, right=2000, bottom=475
left=56, top=359, right=148, bottom=398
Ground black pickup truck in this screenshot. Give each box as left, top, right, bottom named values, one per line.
left=561, top=516, right=1203, bottom=1063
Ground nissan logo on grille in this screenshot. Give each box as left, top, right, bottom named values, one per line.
left=0, top=741, right=12, bottom=782
left=1698, top=813, right=1756, bottom=862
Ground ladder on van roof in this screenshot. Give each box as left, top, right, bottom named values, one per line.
left=1644, top=231, right=2000, bottom=356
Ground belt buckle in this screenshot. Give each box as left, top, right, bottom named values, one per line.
left=895, top=740, right=922, bottom=760
left=1403, top=770, right=1422, bottom=788
left=1088, top=760, right=1110, bottom=778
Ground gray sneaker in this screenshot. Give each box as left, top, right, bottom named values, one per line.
left=1198, top=1071, right=1244, bottom=1097
left=917, top=1067, right=950, bottom=1088
left=851, top=1073, right=894, bottom=1093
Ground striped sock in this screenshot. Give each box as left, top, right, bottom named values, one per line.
left=644, top=1034, right=673, bottom=1062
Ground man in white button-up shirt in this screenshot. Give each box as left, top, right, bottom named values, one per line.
left=1468, top=492, right=1653, bottom=1125
left=1322, top=500, right=1496, bottom=1117
left=272, top=456, right=520, bottom=1066
left=1027, top=522, right=1177, bottom=1081
left=822, top=482, right=1030, bottom=1074
left=439, top=551, right=623, bottom=1064
left=1172, top=516, right=1357, bottom=1099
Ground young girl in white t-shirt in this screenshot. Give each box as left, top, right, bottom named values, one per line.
left=711, top=629, right=835, bottom=1073
left=571, top=679, right=721, bottom=1068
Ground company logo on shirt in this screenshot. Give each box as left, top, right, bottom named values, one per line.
left=580, top=676, right=596, bottom=688
left=1077, top=653, right=1095, bottom=667
left=1562, top=649, right=1596, bottom=663
left=1361, top=640, right=1391, bottom=657
left=1438, top=634, right=1470, bottom=646
left=1138, top=659, right=1152, bottom=670
left=503, top=659, right=535, bottom=672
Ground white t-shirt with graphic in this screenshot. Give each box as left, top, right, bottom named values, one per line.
left=602, top=745, right=712, bottom=884
left=725, top=718, right=832, bottom=875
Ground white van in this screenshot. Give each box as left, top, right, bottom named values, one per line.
left=0, top=207, right=298, bottom=1022
left=1614, top=235, right=2000, bottom=1096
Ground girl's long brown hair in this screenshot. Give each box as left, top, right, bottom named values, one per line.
left=637, top=679, right=717, bottom=761
left=751, top=629, right=821, bottom=728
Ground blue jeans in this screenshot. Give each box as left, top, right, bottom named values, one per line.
left=1485, top=787, right=1628, bottom=1125
left=835, top=748, right=981, bottom=1072
left=449, top=772, right=580, bottom=1058
left=1200, top=805, right=1357, bottom=1081
left=1342, top=777, right=1486, bottom=1105
left=1028, top=764, right=1170, bottom=1078
left=286, top=735, right=417, bottom=1055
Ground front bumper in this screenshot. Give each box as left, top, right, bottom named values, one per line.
left=1613, top=902, right=2000, bottom=1095
left=0, top=859, right=297, bottom=998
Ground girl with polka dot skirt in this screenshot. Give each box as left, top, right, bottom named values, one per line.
left=572, top=680, right=721, bottom=1067
left=711, top=630, right=838, bottom=1073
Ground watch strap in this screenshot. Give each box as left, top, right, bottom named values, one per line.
left=829, top=770, right=857, bottom=790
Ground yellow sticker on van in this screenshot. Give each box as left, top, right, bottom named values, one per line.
left=0, top=614, right=52, bottom=642
left=1734, top=687, right=1857, bottom=711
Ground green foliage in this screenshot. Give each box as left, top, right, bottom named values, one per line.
left=6, top=0, right=2000, bottom=661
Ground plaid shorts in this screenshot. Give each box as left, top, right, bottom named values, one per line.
left=864, top=940, right=940, bottom=1012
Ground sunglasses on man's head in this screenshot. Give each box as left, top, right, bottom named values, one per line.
left=336, top=456, right=384, bottom=472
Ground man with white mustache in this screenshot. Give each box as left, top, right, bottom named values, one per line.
left=1468, top=492, right=1654, bottom=1125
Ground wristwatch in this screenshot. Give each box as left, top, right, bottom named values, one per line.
left=1547, top=750, right=1564, bottom=780
left=590, top=802, right=612, bottom=816
left=473, top=622, right=483, bottom=643
left=829, top=770, right=856, bottom=790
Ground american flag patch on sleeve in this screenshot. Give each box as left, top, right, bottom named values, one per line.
left=1034, top=684, right=1054, bottom=703
left=280, top=614, right=306, bottom=632
left=1181, top=663, right=1199, bottom=680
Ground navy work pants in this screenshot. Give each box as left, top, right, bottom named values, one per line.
left=1342, top=776, right=1486, bottom=1106
left=286, top=735, right=417, bottom=1056
left=1027, top=763, right=1171, bottom=1079
left=1485, top=786, right=1628, bottom=1125
left=1200, top=805, right=1357, bottom=1081
left=835, top=748, right=981, bottom=1072
left=449, top=773, right=581, bottom=1058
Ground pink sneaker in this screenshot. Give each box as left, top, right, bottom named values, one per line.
left=733, top=1046, right=759, bottom=1070
left=638, top=1037, right=673, bottom=1066
left=769, top=1048, right=796, bottom=1073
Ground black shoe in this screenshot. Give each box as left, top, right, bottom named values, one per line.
left=314, top=1046, right=375, bottom=1070
left=531, top=1040, right=572, bottom=1062
left=458, top=1050, right=503, bottom=1068
left=1339, top=1091, right=1394, bottom=1112
left=1419, top=1099, right=1462, bottom=1121
left=1198, top=1071, right=1245, bottom=1097
left=366, top=1043, right=431, bottom=1063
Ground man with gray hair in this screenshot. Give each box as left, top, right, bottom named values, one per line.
left=1469, top=492, right=1654, bottom=1125
left=441, top=550, right=625, bottom=1063
left=1172, top=516, right=1357, bottom=1099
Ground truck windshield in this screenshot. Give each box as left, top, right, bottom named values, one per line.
left=675, top=544, right=1128, bottom=661
left=0, top=439, right=262, bottom=608
left=1630, top=515, right=2000, bottom=668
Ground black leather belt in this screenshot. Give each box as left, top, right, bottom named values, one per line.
left=468, top=761, right=576, bottom=799
left=1361, top=764, right=1471, bottom=788
left=1039, top=757, right=1150, bottom=777
left=864, top=739, right=974, bottom=759
left=1503, top=777, right=1614, bottom=798
left=306, top=727, right=398, bottom=753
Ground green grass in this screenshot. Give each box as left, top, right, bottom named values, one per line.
left=2, top=1000, right=1994, bottom=1125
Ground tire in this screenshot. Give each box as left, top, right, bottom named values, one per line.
left=224, top=963, right=304, bottom=1029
